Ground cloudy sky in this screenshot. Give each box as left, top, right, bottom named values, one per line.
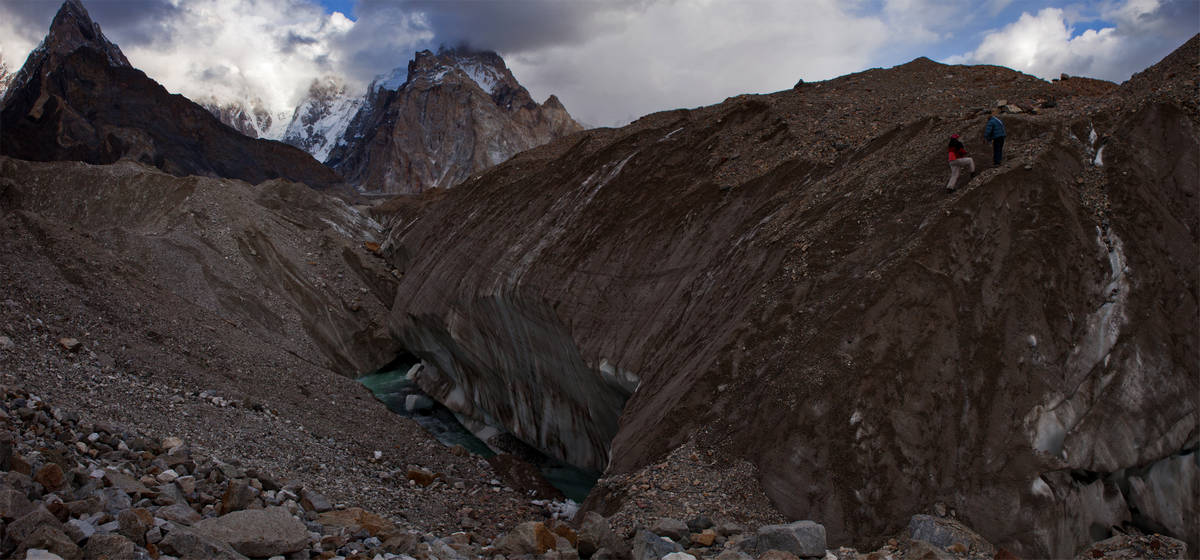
left=0, top=0, right=1195, bottom=127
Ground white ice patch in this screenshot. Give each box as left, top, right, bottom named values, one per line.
left=1088, top=126, right=1097, bottom=146
left=371, top=66, right=408, bottom=92
left=1032, top=476, right=1054, bottom=499
left=1093, top=145, right=1104, bottom=167
left=850, top=410, right=863, bottom=425
left=659, top=127, right=684, bottom=142
left=1028, top=334, right=1038, bottom=348
left=1026, top=227, right=1130, bottom=459
left=457, top=60, right=501, bottom=93
left=503, top=152, right=637, bottom=287
left=597, top=358, right=641, bottom=393
left=532, top=499, right=580, bottom=520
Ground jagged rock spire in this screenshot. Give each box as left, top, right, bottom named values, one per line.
left=2, top=0, right=129, bottom=105
left=44, top=0, right=130, bottom=67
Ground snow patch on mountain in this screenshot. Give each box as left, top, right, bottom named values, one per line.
left=372, top=67, right=408, bottom=92
left=457, top=60, right=502, bottom=94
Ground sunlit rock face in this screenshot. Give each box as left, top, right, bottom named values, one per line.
left=326, top=47, right=583, bottom=194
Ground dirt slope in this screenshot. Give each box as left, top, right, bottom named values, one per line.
left=0, top=156, right=555, bottom=535
left=380, top=36, right=1199, bottom=557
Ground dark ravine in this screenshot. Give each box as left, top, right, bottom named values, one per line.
left=377, top=36, right=1200, bottom=557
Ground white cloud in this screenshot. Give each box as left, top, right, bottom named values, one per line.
left=948, top=0, right=1198, bottom=82
left=118, top=0, right=400, bottom=115
left=507, top=0, right=892, bottom=127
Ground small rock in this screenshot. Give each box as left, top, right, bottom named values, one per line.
left=0, top=336, right=13, bottom=350
left=58, top=338, right=82, bottom=352
left=405, top=469, right=440, bottom=487
left=103, top=470, right=152, bottom=498
left=690, top=530, right=717, bottom=547
left=404, top=394, right=434, bottom=413
left=159, top=523, right=249, bottom=560
left=117, top=508, right=154, bottom=545
left=578, top=511, right=625, bottom=558
left=759, top=551, right=801, bottom=560
left=632, top=529, right=682, bottom=560
left=300, top=488, right=331, bottom=513
left=906, top=539, right=955, bottom=560
left=158, top=503, right=204, bottom=526
left=495, top=521, right=557, bottom=555
left=908, top=515, right=991, bottom=555
left=7, top=507, right=65, bottom=545
left=25, top=550, right=67, bottom=560
left=686, top=516, right=714, bottom=533
left=16, top=525, right=81, bottom=560
left=84, top=533, right=139, bottom=560
left=218, top=479, right=259, bottom=514
left=66, top=518, right=96, bottom=542
left=35, top=463, right=65, bottom=491
left=97, top=488, right=133, bottom=513
left=663, top=553, right=698, bottom=560
left=756, top=521, right=826, bottom=558
left=0, top=486, right=34, bottom=520
left=652, top=517, right=689, bottom=541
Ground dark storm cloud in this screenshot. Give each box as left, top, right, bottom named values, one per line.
left=361, top=0, right=642, bottom=54
left=0, top=0, right=181, bottom=46
left=331, top=0, right=644, bottom=87
left=280, top=30, right=320, bottom=53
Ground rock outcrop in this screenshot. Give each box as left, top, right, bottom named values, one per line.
left=379, top=36, right=1200, bottom=557
left=0, top=0, right=344, bottom=190
left=325, top=47, right=583, bottom=193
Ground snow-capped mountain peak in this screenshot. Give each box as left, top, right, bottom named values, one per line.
left=281, top=75, right=363, bottom=163
left=198, top=94, right=291, bottom=140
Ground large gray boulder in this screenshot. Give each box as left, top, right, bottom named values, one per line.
left=191, top=507, right=308, bottom=557
left=159, top=524, right=249, bottom=560
left=756, top=521, right=826, bottom=558
left=632, top=529, right=682, bottom=560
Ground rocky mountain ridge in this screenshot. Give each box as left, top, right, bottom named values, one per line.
left=376, top=36, right=1199, bottom=558
left=198, top=95, right=291, bottom=140
left=0, top=0, right=343, bottom=190
left=324, top=47, right=583, bottom=193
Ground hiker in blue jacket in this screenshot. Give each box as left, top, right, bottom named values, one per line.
left=985, top=109, right=1007, bottom=166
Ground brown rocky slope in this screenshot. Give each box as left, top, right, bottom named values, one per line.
left=0, top=0, right=343, bottom=190
left=0, top=155, right=559, bottom=541
left=379, top=37, right=1200, bottom=557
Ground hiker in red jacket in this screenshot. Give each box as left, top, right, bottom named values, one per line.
left=946, top=133, right=976, bottom=192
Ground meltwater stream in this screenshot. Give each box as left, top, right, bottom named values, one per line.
left=358, top=364, right=599, bottom=502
